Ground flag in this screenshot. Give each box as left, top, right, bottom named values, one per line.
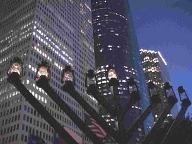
left=53, top=127, right=82, bottom=144
left=85, top=113, right=107, bottom=139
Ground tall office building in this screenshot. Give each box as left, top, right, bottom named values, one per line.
left=91, top=0, right=150, bottom=142
left=0, top=0, right=96, bottom=144
left=140, top=49, right=177, bottom=119
left=140, top=49, right=170, bottom=88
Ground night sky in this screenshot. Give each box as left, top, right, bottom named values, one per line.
left=128, top=0, right=192, bottom=113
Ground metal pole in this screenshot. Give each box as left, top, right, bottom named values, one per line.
left=142, top=100, right=176, bottom=144
left=125, top=104, right=154, bottom=142
left=65, top=86, right=120, bottom=144
left=7, top=72, right=78, bottom=144
left=87, top=85, right=116, bottom=117
left=160, top=104, right=190, bottom=144
left=111, top=84, right=124, bottom=144
left=118, top=100, right=132, bottom=124
left=36, top=76, right=104, bottom=144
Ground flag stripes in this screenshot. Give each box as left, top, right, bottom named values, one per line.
left=85, top=114, right=107, bottom=139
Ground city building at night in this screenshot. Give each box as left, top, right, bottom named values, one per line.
left=140, top=49, right=170, bottom=88
left=140, top=49, right=178, bottom=119
left=0, top=0, right=96, bottom=144
left=91, top=0, right=151, bottom=142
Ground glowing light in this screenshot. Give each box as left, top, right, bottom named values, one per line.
left=8, top=63, right=22, bottom=76
left=108, top=69, right=117, bottom=80
left=63, top=72, right=73, bottom=82
left=158, top=51, right=167, bottom=65
left=36, top=66, right=49, bottom=79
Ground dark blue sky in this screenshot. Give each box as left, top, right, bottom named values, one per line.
left=128, top=0, right=192, bottom=113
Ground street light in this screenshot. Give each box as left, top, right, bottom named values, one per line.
left=107, top=67, right=119, bottom=111
left=159, top=86, right=191, bottom=144
left=85, top=69, right=97, bottom=95
left=128, top=77, right=140, bottom=105
left=148, top=81, right=161, bottom=104
left=7, top=58, right=78, bottom=144
left=119, top=77, right=140, bottom=133
left=142, top=82, right=178, bottom=144
left=62, top=66, right=120, bottom=143
left=178, top=86, right=191, bottom=107
left=85, top=69, right=116, bottom=117
left=107, top=67, right=126, bottom=143
left=7, top=57, right=23, bottom=78
left=124, top=81, right=161, bottom=143
left=120, top=77, right=140, bottom=126
left=107, top=67, right=120, bottom=115
left=35, top=61, right=50, bottom=81
left=164, top=82, right=178, bottom=105
left=108, top=67, right=119, bottom=87
left=35, top=64, right=103, bottom=144
left=148, top=81, right=161, bottom=122
left=61, top=65, right=74, bottom=92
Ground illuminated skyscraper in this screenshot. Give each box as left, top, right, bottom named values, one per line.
left=140, top=49, right=178, bottom=119
left=140, top=49, right=170, bottom=88
left=0, top=0, right=96, bottom=144
left=91, top=0, right=150, bottom=143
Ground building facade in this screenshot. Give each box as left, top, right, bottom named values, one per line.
left=140, top=49, right=178, bottom=119
left=140, top=49, right=170, bottom=88
left=0, top=0, right=96, bottom=144
left=91, top=0, right=151, bottom=142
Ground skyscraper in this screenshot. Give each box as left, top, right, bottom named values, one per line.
left=140, top=49, right=170, bottom=88
left=140, top=49, right=178, bottom=119
left=91, top=0, right=150, bottom=142
left=0, top=0, right=96, bottom=144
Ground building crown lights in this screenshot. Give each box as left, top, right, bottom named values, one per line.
left=158, top=51, right=167, bottom=65
left=140, top=49, right=168, bottom=66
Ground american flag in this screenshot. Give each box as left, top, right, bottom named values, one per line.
left=85, top=114, right=107, bottom=139
left=53, top=127, right=82, bottom=144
